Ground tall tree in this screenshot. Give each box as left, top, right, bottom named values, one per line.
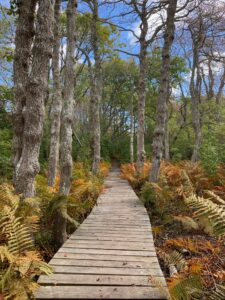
left=48, top=0, right=63, bottom=186
left=122, top=0, right=166, bottom=170
left=54, top=0, right=77, bottom=246
left=189, top=19, right=203, bottom=162
left=150, top=0, right=178, bottom=182
left=135, top=0, right=148, bottom=170
left=89, top=0, right=101, bottom=174
left=13, top=0, right=54, bottom=197
left=12, top=0, right=37, bottom=187
left=130, top=98, right=134, bottom=164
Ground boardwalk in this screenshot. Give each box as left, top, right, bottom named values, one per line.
left=36, top=169, right=168, bottom=299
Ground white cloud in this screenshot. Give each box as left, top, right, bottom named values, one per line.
left=128, top=9, right=166, bottom=45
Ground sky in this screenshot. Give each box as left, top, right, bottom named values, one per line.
left=0, top=0, right=8, bottom=7
left=1, top=0, right=225, bottom=98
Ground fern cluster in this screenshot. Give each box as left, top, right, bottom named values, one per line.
left=0, top=187, right=52, bottom=299
left=185, top=194, right=225, bottom=236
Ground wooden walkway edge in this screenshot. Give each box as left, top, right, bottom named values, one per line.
left=36, top=168, right=168, bottom=299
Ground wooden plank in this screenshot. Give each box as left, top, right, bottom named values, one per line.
left=70, top=233, right=153, bottom=240
left=65, top=240, right=153, bottom=245
left=75, top=228, right=152, bottom=234
left=39, top=273, right=166, bottom=287
left=49, top=259, right=159, bottom=268
left=57, top=248, right=156, bottom=256
left=36, top=286, right=167, bottom=299
left=51, top=266, right=164, bottom=276
left=69, top=236, right=153, bottom=242
left=63, top=242, right=154, bottom=251
left=86, top=220, right=150, bottom=224
left=53, top=253, right=158, bottom=262
left=81, top=224, right=150, bottom=229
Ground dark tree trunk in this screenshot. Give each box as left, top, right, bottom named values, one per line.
left=149, top=0, right=177, bottom=182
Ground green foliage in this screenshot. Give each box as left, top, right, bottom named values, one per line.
left=0, top=128, right=12, bottom=179
left=141, top=182, right=156, bottom=208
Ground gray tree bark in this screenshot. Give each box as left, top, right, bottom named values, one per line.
left=216, top=66, right=225, bottom=104
left=90, top=0, right=101, bottom=175
left=149, top=0, right=177, bottom=182
left=164, top=111, right=170, bottom=160
left=13, top=0, right=37, bottom=186
left=130, top=99, right=134, bottom=164
left=136, top=2, right=148, bottom=171
left=54, top=0, right=77, bottom=247
left=14, top=0, right=54, bottom=197
left=189, top=23, right=203, bottom=163
left=48, top=0, right=62, bottom=186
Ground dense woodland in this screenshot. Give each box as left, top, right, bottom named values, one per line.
left=0, top=0, right=225, bottom=299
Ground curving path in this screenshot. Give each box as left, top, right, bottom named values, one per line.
left=36, top=168, right=168, bottom=299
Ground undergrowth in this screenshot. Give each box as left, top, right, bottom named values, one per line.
left=0, top=161, right=110, bottom=299
left=121, top=161, right=225, bottom=300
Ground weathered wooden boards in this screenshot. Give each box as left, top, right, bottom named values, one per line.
left=36, top=169, right=168, bottom=299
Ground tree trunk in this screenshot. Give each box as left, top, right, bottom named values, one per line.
left=137, top=36, right=147, bottom=170
left=149, top=0, right=177, bottom=182
left=164, top=112, right=170, bottom=160
left=190, top=46, right=202, bottom=162
left=216, top=66, right=225, bottom=104
left=48, top=0, right=62, bottom=186
left=13, top=0, right=37, bottom=186
left=90, top=0, right=101, bottom=175
left=14, top=0, right=54, bottom=197
left=55, top=0, right=76, bottom=247
left=130, top=99, right=134, bottom=164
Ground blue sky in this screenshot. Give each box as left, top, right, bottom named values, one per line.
left=0, top=0, right=9, bottom=7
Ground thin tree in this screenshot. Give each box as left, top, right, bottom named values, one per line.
left=121, top=0, right=166, bottom=170
left=130, top=98, right=134, bottom=163
left=89, top=0, right=101, bottom=174
left=54, top=0, right=77, bottom=246
left=48, top=0, right=63, bottom=186
left=150, top=0, right=178, bottom=182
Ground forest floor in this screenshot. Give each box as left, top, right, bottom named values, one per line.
left=121, top=162, right=225, bottom=299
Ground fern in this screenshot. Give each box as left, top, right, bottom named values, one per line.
left=209, top=284, right=225, bottom=300
left=0, top=205, right=52, bottom=299
left=185, top=194, right=225, bottom=236
left=168, top=274, right=202, bottom=300
left=159, top=250, right=187, bottom=273
left=205, top=190, right=225, bottom=205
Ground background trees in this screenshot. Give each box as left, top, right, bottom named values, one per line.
left=1, top=1, right=225, bottom=297
left=0, top=0, right=225, bottom=243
